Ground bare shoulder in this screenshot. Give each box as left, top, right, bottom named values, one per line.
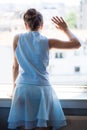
left=13, top=34, right=19, bottom=50
left=48, top=39, right=54, bottom=49
left=48, top=38, right=60, bottom=49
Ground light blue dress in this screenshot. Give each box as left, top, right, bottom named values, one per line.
left=8, top=31, right=66, bottom=130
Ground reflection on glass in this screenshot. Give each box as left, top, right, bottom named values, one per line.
left=0, top=0, right=87, bottom=99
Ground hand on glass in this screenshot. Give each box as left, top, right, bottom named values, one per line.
left=51, top=16, right=68, bottom=31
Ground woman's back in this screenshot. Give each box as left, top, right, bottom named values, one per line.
left=15, top=31, right=50, bottom=85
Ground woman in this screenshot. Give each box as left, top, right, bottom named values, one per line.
left=8, top=8, right=81, bottom=130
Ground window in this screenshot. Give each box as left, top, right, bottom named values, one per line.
left=0, top=0, right=87, bottom=101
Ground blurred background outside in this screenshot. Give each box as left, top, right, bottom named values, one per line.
left=0, top=0, right=87, bottom=99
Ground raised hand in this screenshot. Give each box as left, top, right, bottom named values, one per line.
left=51, top=16, right=68, bottom=31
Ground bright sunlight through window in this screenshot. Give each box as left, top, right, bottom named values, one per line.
left=0, top=0, right=87, bottom=99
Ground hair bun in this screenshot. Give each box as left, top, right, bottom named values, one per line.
left=23, top=8, right=43, bottom=30
left=29, top=9, right=37, bottom=16
left=25, top=8, right=37, bottom=20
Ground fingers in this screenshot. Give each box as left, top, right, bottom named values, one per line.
left=51, top=16, right=64, bottom=25
left=51, top=16, right=67, bottom=30
left=60, top=17, right=66, bottom=25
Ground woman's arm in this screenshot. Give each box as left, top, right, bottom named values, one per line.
left=49, top=16, right=81, bottom=49
left=12, top=35, right=19, bottom=95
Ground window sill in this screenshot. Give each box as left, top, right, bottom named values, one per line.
left=0, top=97, right=87, bottom=109
left=0, top=84, right=87, bottom=108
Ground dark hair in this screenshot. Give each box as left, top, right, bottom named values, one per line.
left=23, top=8, right=43, bottom=31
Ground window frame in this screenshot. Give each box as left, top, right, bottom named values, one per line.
left=0, top=98, right=87, bottom=109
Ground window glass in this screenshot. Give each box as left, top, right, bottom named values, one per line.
left=0, top=0, right=87, bottom=99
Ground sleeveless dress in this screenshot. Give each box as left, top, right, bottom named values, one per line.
left=8, top=31, right=66, bottom=130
